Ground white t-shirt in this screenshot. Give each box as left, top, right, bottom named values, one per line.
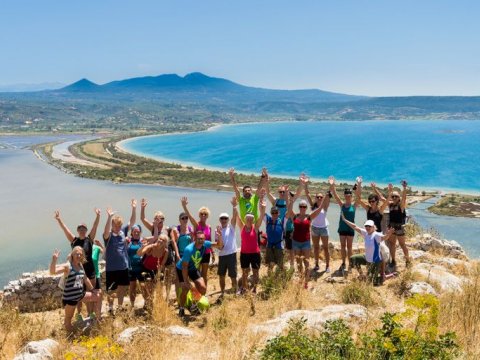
left=361, top=229, right=383, bottom=263
left=218, top=224, right=237, bottom=256
left=311, top=208, right=329, bottom=228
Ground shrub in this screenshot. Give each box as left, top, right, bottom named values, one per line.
left=260, top=268, right=294, bottom=300
left=340, top=280, right=376, bottom=307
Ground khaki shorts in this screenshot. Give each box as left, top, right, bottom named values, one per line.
left=266, top=247, right=284, bottom=266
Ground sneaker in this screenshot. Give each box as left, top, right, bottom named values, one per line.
left=178, top=308, right=185, bottom=317
left=313, top=264, right=320, bottom=271
left=338, top=263, right=346, bottom=274
left=236, top=287, right=246, bottom=296
left=189, top=304, right=200, bottom=315
left=325, top=267, right=331, bottom=273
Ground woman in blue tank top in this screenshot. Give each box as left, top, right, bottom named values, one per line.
left=329, top=176, right=359, bottom=274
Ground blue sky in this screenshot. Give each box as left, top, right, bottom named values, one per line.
left=1, top=0, right=479, bottom=96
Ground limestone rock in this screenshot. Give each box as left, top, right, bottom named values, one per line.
left=13, top=339, right=59, bottom=360
left=413, top=235, right=467, bottom=259
left=117, top=326, right=149, bottom=344
left=251, top=304, right=367, bottom=338
left=165, top=325, right=194, bottom=337
left=412, top=263, right=464, bottom=292
left=408, top=282, right=437, bottom=296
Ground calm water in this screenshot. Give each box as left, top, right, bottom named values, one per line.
left=1, top=131, right=480, bottom=287
left=122, top=120, right=480, bottom=192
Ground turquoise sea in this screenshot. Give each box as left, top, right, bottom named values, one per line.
left=121, top=120, right=480, bottom=192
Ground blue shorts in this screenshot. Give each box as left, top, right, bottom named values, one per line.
left=292, top=240, right=311, bottom=250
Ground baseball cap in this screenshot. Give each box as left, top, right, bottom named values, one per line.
left=77, top=223, right=88, bottom=230
left=219, top=212, right=230, bottom=219
left=364, top=220, right=375, bottom=227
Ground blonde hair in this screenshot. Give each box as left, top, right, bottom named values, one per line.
left=70, top=246, right=87, bottom=264
left=111, top=215, right=123, bottom=226
left=198, top=207, right=210, bottom=216
left=154, top=211, right=164, bottom=220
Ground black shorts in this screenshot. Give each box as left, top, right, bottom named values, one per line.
left=176, top=267, right=202, bottom=283
left=62, top=292, right=85, bottom=307
left=201, top=252, right=211, bottom=264
left=129, top=268, right=157, bottom=282
left=285, top=230, right=293, bottom=250
left=240, top=253, right=261, bottom=270
left=94, top=277, right=101, bottom=290
left=338, top=230, right=355, bottom=237
left=83, top=261, right=96, bottom=280
left=105, top=269, right=129, bottom=291
left=217, top=253, right=237, bottom=278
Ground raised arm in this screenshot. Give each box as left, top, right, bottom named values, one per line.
left=340, top=212, right=362, bottom=234
left=355, top=181, right=369, bottom=211
left=140, top=198, right=154, bottom=233
left=129, top=199, right=137, bottom=229
left=211, top=226, right=224, bottom=249
left=181, top=197, right=198, bottom=228
left=103, top=207, right=115, bottom=242
left=304, top=181, right=315, bottom=208
left=329, top=176, right=343, bottom=207
left=255, top=168, right=268, bottom=197
left=229, top=168, right=241, bottom=201
left=255, top=196, right=266, bottom=230
left=49, top=249, right=68, bottom=275
left=400, top=180, right=408, bottom=211
left=88, top=208, right=101, bottom=240
left=93, top=239, right=105, bottom=252
left=54, top=211, right=75, bottom=243
left=322, top=192, right=331, bottom=211
left=371, top=182, right=386, bottom=202
left=286, top=186, right=295, bottom=219
left=265, top=172, right=276, bottom=205
left=230, top=196, right=238, bottom=227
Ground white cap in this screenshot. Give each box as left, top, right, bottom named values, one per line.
left=219, top=212, right=230, bottom=219
left=245, top=213, right=255, bottom=219
left=364, top=220, right=375, bottom=227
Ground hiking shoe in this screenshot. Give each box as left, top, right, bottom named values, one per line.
left=325, top=267, right=331, bottom=273
left=75, top=313, right=83, bottom=324
left=236, top=288, right=246, bottom=296
left=178, top=308, right=185, bottom=317
left=313, top=264, right=320, bottom=271
left=189, top=304, right=200, bottom=316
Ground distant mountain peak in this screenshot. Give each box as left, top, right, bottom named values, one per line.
left=61, top=78, right=99, bottom=91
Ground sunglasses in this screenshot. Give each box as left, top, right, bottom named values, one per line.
left=299, top=205, right=307, bottom=208
left=158, top=217, right=165, bottom=221
left=316, top=196, right=323, bottom=199
left=271, top=212, right=279, bottom=215
left=368, top=200, right=377, bottom=203
left=220, top=217, right=229, bottom=220
left=278, top=191, right=285, bottom=194
left=180, top=216, right=188, bottom=220
left=365, top=225, right=372, bottom=228
left=200, top=213, right=208, bottom=216
left=392, top=195, right=399, bottom=199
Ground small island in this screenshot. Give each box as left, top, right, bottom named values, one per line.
left=429, top=194, right=480, bottom=218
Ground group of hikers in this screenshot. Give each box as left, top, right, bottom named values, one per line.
left=50, top=168, right=410, bottom=332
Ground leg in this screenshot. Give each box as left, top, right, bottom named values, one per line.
left=82, top=291, right=103, bottom=318
left=219, top=276, right=226, bottom=294
left=116, top=285, right=128, bottom=306
left=295, top=249, right=303, bottom=274
left=64, top=304, right=76, bottom=333
left=252, top=269, right=260, bottom=291
left=346, top=236, right=354, bottom=268
left=241, top=268, right=250, bottom=291
left=312, top=235, right=320, bottom=268
left=397, top=235, right=410, bottom=263
left=85, top=278, right=96, bottom=314
left=201, top=263, right=209, bottom=289
left=301, top=248, right=310, bottom=286
left=321, top=236, right=330, bottom=269
left=229, top=276, right=237, bottom=292
left=194, top=277, right=207, bottom=295
left=129, top=280, right=137, bottom=306
left=339, top=236, right=347, bottom=266
left=389, top=235, right=398, bottom=263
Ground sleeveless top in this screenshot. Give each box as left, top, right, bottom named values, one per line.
left=293, top=215, right=311, bottom=242
left=265, top=215, right=284, bottom=248
left=176, top=225, right=193, bottom=256
left=63, top=263, right=85, bottom=302
left=142, top=250, right=165, bottom=271
left=389, top=204, right=406, bottom=224
left=338, top=204, right=355, bottom=232
left=367, top=208, right=383, bottom=232
left=311, top=208, right=329, bottom=228
left=196, top=222, right=212, bottom=254
left=127, top=239, right=143, bottom=272
left=241, top=226, right=260, bottom=254
left=276, top=198, right=294, bottom=231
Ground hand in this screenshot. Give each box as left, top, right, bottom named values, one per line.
left=261, top=167, right=268, bottom=178
left=388, top=183, right=393, bottom=192
left=94, top=239, right=102, bottom=246
left=228, top=168, right=235, bottom=177
left=52, top=249, right=60, bottom=260
left=131, top=199, right=137, bottom=209
left=230, top=196, right=238, bottom=207
left=141, top=198, right=148, bottom=209
left=106, top=207, right=115, bottom=217
left=370, top=182, right=376, bottom=188
left=328, top=176, right=335, bottom=186
left=181, top=282, right=191, bottom=290
left=356, top=176, right=363, bottom=184
left=215, top=226, right=222, bottom=238
left=401, top=180, right=408, bottom=188
left=141, top=238, right=148, bottom=246
left=54, top=210, right=61, bottom=221
left=181, top=196, right=188, bottom=207
left=94, top=208, right=101, bottom=216
left=387, top=227, right=395, bottom=235
left=260, top=197, right=266, bottom=208
left=259, top=187, right=266, bottom=198
left=299, top=173, right=309, bottom=185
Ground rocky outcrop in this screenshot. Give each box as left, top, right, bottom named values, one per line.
left=117, top=325, right=194, bottom=344
left=412, top=263, right=465, bottom=292
left=13, top=339, right=59, bottom=360
left=413, top=234, right=467, bottom=259
left=408, top=281, right=438, bottom=296
left=251, top=304, right=367, bottom=338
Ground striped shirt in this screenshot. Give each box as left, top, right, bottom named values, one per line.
left=62, top=263, right=85, bottom=302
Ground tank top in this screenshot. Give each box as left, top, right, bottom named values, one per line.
left=241, top=226, right=260, bottom=254
left=196, top=222, right=212, bottom=254
left=389, top=204, right=406, bottom=224
left=63, top=263, right=85, bottom=302
left=311, top=209, right=329, bottom=228
left=127, top=239, right=143, bottom=272
left=293, top=215, right=311, bottom=242
left=338, top=204, right=355, bottom=232
left=367, top=208, right=383, bottom=232
left=142, top=252, right=164, bottom=271
left=176, top=225, right=193, bottom=256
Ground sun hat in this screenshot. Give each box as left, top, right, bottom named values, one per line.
left=364, top=220, right=375, bottom=227
left=219, top=212, right=230, bottom=219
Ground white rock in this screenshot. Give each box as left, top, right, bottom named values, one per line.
left=165, top=325, right=194, bottom=337
left=409, top=282, right=437, bottom=296
left=251, top=304, right=367, bottom=338
left=13, top=339, right=59, bottom=360
left=117, top=326, right=149, bottom=344
left=406, top=250, right=428, bottom=260
left=412, top=263, right=464, bottom=292
left=436, top=257, right=467, bottom=268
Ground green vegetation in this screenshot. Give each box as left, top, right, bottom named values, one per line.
left=428, top=194, right=480, bottom=218
left=260, top=294, right=459, bottom=360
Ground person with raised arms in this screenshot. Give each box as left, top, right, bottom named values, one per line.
left=329, top=176, right=360, bottom=274
left=54, top=208, right=101, bottom=315
left=181, top=197, right=213, bottom=288
left=229, top=167, right=267, bottom=221
left=103, top=199, right=136, bottom=315
left=140, top=198, right=169, bottom=236
left=304, top=178, right=332, bottom=273
left=216, top=197, right=238, bottom=298
left=355, top=181, right=389, bottom=234
left=386, top=181, right=410, bottom=270
left=233, top=194, right=266, bottom=295
left=176, top=228, right=223, bottom=317
left=171, top=212, right=194, bottom=261
left=50, top=247, right=102, bottom=333
left=339, top=212, right=394, bottom=285
left=286, top=179, right=327, bottom=289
